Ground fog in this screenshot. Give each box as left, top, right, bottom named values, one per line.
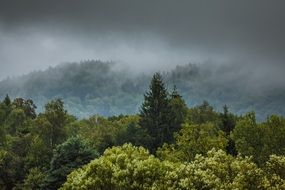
left=0, top=26, right=201, bottom=78
left=0, top=0, right=284, bottom=89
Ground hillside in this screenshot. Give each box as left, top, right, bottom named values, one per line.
left=0, top=60, right=284, bottom=120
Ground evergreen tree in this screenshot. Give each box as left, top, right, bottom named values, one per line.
left=220, top=105, right=235, bottom=135
left=41, top=136, right=98, bottom=190
left=220, top=105, right=237, bottom=155
left=139, top=73, right=171, bottom=152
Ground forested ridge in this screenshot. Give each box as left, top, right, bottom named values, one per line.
left=0, top=60, right=284, bottom=120
left=1, top=73, right=285, bottom=189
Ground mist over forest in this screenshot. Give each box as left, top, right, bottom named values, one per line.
left=0, top=60, right=284, bottom=120
left=1, top=1, right=285, bottom=189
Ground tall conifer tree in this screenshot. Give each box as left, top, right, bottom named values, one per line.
left=139, top=73, right=170, bottom=152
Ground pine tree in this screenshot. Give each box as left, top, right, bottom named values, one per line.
left=220, top=105, right=235, bottom=135
left=139, top=73, right=171, bottom=152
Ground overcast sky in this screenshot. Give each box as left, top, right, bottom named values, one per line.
left=0, top=0, right=284, bottom=80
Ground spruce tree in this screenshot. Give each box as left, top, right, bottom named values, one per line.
left=139, top=73, right=171, bottom=152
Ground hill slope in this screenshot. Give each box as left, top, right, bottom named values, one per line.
left=0, top=60, right=284, bottom=120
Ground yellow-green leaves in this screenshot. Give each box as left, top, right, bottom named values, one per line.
left=157, top=122, right=228, bottom=162
left=61, top=144, right=284, bottom=190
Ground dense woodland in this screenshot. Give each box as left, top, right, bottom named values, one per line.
left=0, top=73, right=285, bottom=189
left=0, top=61, right=284, bottom=120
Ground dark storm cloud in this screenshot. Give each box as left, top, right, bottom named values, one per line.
left=0, top=0, right=285, bottom=80
left=1, top=0, right=284, bottom=48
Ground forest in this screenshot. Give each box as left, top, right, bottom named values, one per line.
left=0, top=72, right=285, bottom=189
left=0, top=60, right=284, bottom=120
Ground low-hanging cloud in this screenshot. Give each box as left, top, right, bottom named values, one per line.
left=0, top=0, right=284, bottom=87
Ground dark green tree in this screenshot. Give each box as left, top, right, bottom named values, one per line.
left=139, top=73, right=171, bottom=152
left=116, top=121, right=152, bottom=147
left=26, top=99, right=70, bottom=171
left=0, top=149, right=22, bottom=189
left=3, top=94, right=11, bottom=106
left=231, top=112, right=264, bottom=164
left=41, top=136, right=98, bottom=190
left=220, top=105, right=235, bottom=135
left=220, top=105, right=237, bottom=155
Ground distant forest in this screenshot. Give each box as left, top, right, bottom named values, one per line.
left=0, top=60, right=284, bottom=120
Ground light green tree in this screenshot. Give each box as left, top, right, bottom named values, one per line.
left=61, top=144, right=186, bottom=190
left=187, top=101, right=220, bottom=125
left=157, top=122, right=227, bottom=162
left=232, top=113, right=285, bottom=165
left=263, top=155, right=285, bottom=189
left=61, top=144, right=274, bottom=190
left=23, top=167, right=45, bottom=190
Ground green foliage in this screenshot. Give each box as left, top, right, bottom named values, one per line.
left=0, top=82, right=285, bottom=189
left=62, top=144, right=284, bottom=190
left=231, top=112, right=263, bottom=163
left=0, top=97, right=38, bottom=189
left=263, top=155, right=285, bottom=189
left=219, top=105, right=237, bottom=155
left=23, top=167, right=45, bottom=190
left=187, top=101, right=220, bottom=125
left=0, top=97, right=76, bottom=189
left=78, top=116, right=121, bottom=154
left=180, top=149, right=266, bottom=190
left=61, top=144, right=184, bottom=190
left=12, top=98, right=37, bottom=119
left=3, top=94, right=11, bottom=106
left=139, top=73, right=172, bottom=152
left=220, top=105, right=236, bottom=135
left=157, top=122, right=228, bottom=162
left=116, top=115, right=152, bottom=147
left=232, top=113, right=285, bottom=165
left=168, top=86, right=188, bottom=143
left=41, top=136, right=98, bottom=190
left=261, top=115, right=285, bottom=159
left=0, top=149, right=22, bottom=189
left=37, top=98, right=69, bottom=149
left=25, top=135, right=52, bottom=170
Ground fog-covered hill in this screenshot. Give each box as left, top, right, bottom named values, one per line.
left=0, top=60, right=284, bottom=120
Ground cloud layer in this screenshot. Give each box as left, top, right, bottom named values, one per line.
left=0, top=0, right=284, bottom=82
